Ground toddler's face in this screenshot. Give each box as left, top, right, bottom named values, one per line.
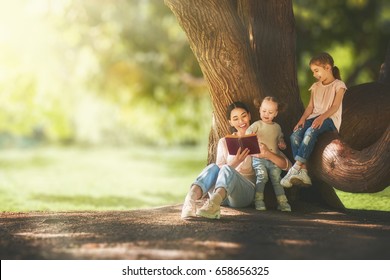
left=260, top=100, right=278, bottom=124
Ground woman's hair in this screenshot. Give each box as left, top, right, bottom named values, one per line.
left=309, top=52, right=341, bottom=80
left=226, top=101, right=250, bottom=120
left=253, top=96, right=287, bottom=113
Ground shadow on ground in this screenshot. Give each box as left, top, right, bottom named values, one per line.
left=1, top=204, right=389, bottom=259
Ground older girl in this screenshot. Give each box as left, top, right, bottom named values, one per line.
left=281, top=52, right=347, bottom=188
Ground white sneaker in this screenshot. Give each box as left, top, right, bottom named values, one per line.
left=196, top=200, right=220, bottom=219
left=281, top=167, right=299, bottom=188
left=276, top=195, right=291, bottom=212
left=254, top=192, right=266, bottom=210
left=290, top=169, right=312, bottom=187
left=196, top=193, right=222, bottom=219
left=181, top=198, right=196, bottom=219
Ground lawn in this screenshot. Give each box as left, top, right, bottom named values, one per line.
left=0, top=146, right=388, bottom=212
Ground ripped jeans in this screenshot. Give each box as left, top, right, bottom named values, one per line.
left=290, top=117, right=337, bottom=164
left=252, top=158, right=285, bottom=196
left=191, top=163, right=255, bottom=208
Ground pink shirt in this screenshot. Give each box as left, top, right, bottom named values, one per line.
left=308, top=79, right=347, bottom=131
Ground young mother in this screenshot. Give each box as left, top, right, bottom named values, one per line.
left=181, top=101, right=291, bottom=219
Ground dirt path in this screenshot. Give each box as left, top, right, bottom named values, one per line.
left=1, top=204, right=389, bottom=260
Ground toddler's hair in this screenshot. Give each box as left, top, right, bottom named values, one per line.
left=309, top=52, right=341, bottom=80
left=253, top=96, right=286, bottom=113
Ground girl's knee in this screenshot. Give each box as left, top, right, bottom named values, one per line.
left=305, top=127, right=316, bottom=136
left=302, top=128, right=316, bottom=145
left=290, top=131, right=301, bottom=146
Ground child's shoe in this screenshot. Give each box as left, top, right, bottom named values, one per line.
left=276, top=195, right=291, bottom=212
left=290, top=169, right=312, bottom=187
left=254, top=192, right=266, bottom=210
left=196, top=192, right=223, bottom=219
left=281, top=167, right=299, bottom=188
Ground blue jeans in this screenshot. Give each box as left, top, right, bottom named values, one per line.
left=290, top=117, right=337, bottom=163
left=252, top=158, right=285, bottom=196
left=192, top=163, right=255, bottom=208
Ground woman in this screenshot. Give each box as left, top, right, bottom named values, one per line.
left=181, top=101, right=291, bottom=219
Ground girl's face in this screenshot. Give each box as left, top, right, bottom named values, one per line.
left=310, top=62, right=333, bottom=84
left=260, top=99, right=278, bottom=124
left=229, top=107, right=251, bottom=136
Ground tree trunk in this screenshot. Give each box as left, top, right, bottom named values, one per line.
left=165, top=0, right=390, bottom=209
left=164, top=0, right=303, bottom=161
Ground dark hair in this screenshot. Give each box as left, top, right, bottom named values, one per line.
left=253, top=96, right=287, bottom=113
left=226, top=101, right=250, bottom=120
left=309, top=52, right=341, bottom=80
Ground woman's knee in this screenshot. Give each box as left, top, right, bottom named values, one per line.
left=219, top=164, right=234, bottom=175
left=208, top=163, right=219, bottom=170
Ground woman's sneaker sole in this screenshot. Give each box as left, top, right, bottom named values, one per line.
left=196, top=211, right=220, bottom=219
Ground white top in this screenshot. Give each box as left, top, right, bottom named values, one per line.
left=216, top=137, right=255, bottom=183
left=308, top=79, right=347, bottom=131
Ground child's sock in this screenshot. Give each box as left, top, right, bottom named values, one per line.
left=293, top=163, right=302, bottom=171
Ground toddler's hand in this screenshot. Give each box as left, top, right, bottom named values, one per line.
left=278, top=141, right=286, bottom=150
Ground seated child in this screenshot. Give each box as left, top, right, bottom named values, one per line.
left=246, top=96, right=291, bottom=211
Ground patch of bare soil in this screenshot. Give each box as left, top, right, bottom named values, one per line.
left=1, top=204, right=389, bottom=260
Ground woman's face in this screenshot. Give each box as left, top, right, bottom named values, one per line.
left=229, top=107, right=251, bottom=135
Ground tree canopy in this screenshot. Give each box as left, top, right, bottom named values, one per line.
left=0, top=0, right=388, bottom=146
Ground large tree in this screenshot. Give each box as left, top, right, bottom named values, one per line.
left=165, top=0, right=390, bottom=209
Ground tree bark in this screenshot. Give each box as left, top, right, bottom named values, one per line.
left=165, top=0, right=262, bottom=162
left=310, top=82, right=390, bottom=193
left=165, top=0, right=303, bottom=163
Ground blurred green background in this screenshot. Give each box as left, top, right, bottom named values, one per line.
left=0, top=0, right=389, bottom=212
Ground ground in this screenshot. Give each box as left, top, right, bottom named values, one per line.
left=1, top=203, right=389, bottom=260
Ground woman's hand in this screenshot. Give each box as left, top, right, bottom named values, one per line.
left=252, top=143, right=290, bottom=170
left=252, top=143, right=270, bottom=159
left=278, top=140, right=286, bottom=150
left=230, top=147, right=250, bottom=168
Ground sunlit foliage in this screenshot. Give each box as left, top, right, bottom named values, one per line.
left=0, top=0, right=388, bottom=145
left=0, top=0, right=210, bottom=146
left=294, top=0, right=390, bottom=105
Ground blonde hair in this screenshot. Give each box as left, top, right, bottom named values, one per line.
left=253, top=96, right=286, bottom=113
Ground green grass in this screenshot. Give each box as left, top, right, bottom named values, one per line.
left=0, top=145, right=208, bottom=211
left=335, top=188, right=390, bottom=211
left=0, top=145, right=388, bottom=212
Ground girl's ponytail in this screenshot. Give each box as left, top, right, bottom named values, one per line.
left=310, top=52, right=342, bottom=81
left=332, top=66, right=341, bottom=80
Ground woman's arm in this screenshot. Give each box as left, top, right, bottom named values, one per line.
left=253, top=143, right=291, bottom=171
